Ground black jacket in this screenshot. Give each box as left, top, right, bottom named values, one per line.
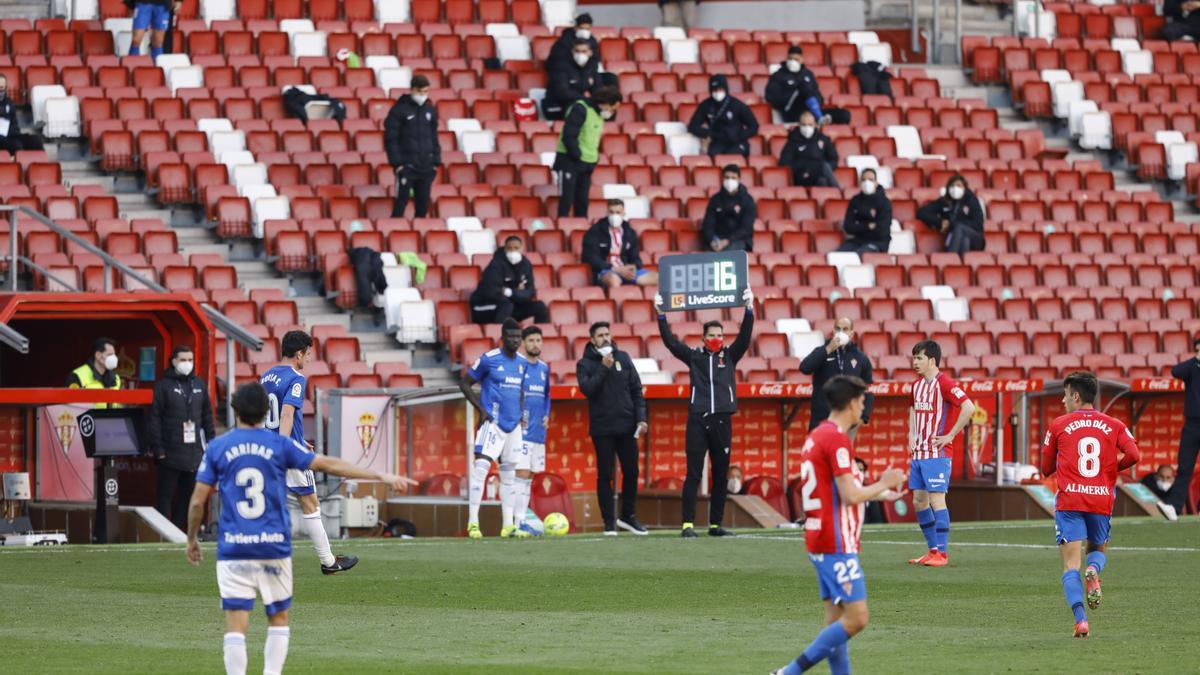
left=701, top=185, right=756, bottom=249
left=576, top=342, right=647, bottom=436
left=349, top=247, right=387, bottom=308
left=1140, top=473, right=1173, bottom=501
left=799, top=342, right=875, bottom=429
left=687, top=76, right=759, bottom=157
left=146, top=368, right=215, bottom=472
left=917, top=190, right=985, bottom=238
left=765, top=63, right=822, bottom=123
left=547, top=28, right=600, bottom=75
left=384, top=94, right=441, bottom=177
left=282, top=88, right=346, bottom=123
left=1172, top=357, right=1200, bottom=419
left=470, top=249, right=537, bottom=311
left=553, top=99, right=603, bottom=173
left=1165, top=0, right=1200, bottom=26
left=851, top=61, right=894, bottom=99
left=779, top=127, right=838, bottom=185
left=843, top=190, right=893, bottom=251
left=658, top=308, right=755, bottom=416
left=542, top=56, right=601, bottom=120
left=0, top=96, right=18, bottom=140
left=581, top=218, right=643, bottom=279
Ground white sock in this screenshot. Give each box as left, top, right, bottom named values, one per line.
left=302, top=511, right=335, bottom=567
left=263, top=626, right=290, bottom=675
left=223, top=633, right=247, bottom=675
left=513, top=476, right=532, bottom=527
left=468, top=457, right=490, bottom=525
left=499, top=463, right=516, bottom=528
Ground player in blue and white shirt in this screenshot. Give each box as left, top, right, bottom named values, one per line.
left=186, top=382, right=413, bottom=675
left=260, top=330, right=356, bottom=575
left=458, top=318, right=528, bottom=539
left=516, top=325, right=552, bottom=534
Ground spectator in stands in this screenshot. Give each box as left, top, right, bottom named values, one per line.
left=582, top=199, right=660, bottom=289
left=547, top=14, right=599, bottom=76
left=0, top=75, right=42, bottom=154
left=147, top=346, right=214, bottom=530
left=66, top=337, right=122, bottom=406
left=799, top=317, right=874, bottom=433
left=1140, top=464, right=1176, bottom=502
left=384, top=75, right=440, bottom=219
left=837, top=169, right=892, bottom=254
left=576, top=321, right=649, bottom=535
left=1167, top=337, right=1200, bottom=515
left=687, top=74, right=759, bottom=158
left=765, top=46, right=824, bottom=124
left=127, top=0, right=178, bottom=61
left=727, top=465, right=746, bottom=495
left=701, top=165, right=756, bottom=252
left=917, top=174, right=985, bottom=255
left=779, top=111, right=839, bottom=188
left=469, top=237, right=549, bottom=324
left=554, top=85, right=623, bottom=218
left=855, top=457, right=888, bottom=524
left=1162, top=0, right=1200, bottom=42
left=659, top=0, right=698, bottom=30
left=542, top=39, right=601, bottom=121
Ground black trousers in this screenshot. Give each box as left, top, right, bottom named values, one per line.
left=682, top=413, right=733, bottom=526
left=156, top=464, right=196, bottom=530
left=945, top=225, right=984, bottom=255
left=393, top=171, right=433, bottom=218
left=557, top=164, right=593, bottom=217
left=1167, top=418, right=1200, bottom=513
left=470, top=297, right=549, bottom=324
left=0, top=133, right=44, bottom=154
left=836, top=238, right=886, bottom=254
left=592, top=433, right=640, bottom=526
left=1162, top=21, right=1200, bottom=42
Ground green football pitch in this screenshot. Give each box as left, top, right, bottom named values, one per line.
left=2, top=518, right=1196, bottom=674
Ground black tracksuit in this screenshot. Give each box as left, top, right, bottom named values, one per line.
left=146, top=368, right=215, bottom=529
left=799, top=342, right=875, bottom=430
left=658, top=308, right=755, bottom=527
left=383, top=93, right=441, bottom=218
left=687, top=75, right=759, bottom=157
left=576, top=342, right=647, bottom=527
left=580, top=217, right=643, bottom=284
left=779, top=126, right=839, bottom=188
left=542, top=54, right=600, bottom=121
left=701, top=185, right=756, bottom=252
left=764, top=63, right=822, bottom=124
left=838, top=190, right=893, bottom=254
left=917, top=190, right=986, bottom=255
left=1163, top=0, right=1200, bottom=41
left=469, top=250, right=548, bottom=324
left=1168, top=357, right=1200, bottom=513
left=0, top=96, right=42, bottom=155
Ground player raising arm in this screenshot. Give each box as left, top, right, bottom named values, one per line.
left=1040, top=371, right=1140, bottom=638
left=185, top=382, right=415, bottom=675
left=772, top=375, right=905, bottom=675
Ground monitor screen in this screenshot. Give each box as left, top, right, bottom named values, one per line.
left=90, top=417, right=141, bottom=457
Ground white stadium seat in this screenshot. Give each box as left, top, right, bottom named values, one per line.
left=840, top=265, right=875, bottom=291
left=888, top=229, right=916, bottom=255
left=653, top=27, right=687, bottom=42
left=218, top=150, right=255, bottom=170
left=1122, top=50, right=1153, bottom=77
left=459, top=130, right=495, bottom=161
left=665, top=40, right=699, bottom=65
left=251, top=194, right=288, bottom=238
left=197, top=118, right=234, bottom=141
left=377, top=68, right=413, bottom=93
left=602, top=184, right=638, bottom=199
left=232, top=163, right=268, bottom=191
left=447, top=217, right=483, bottom=233
left=70, top=0, right=99, bottom=20
left=209, top=130, right=246, bottom=155
left=167, top=66, right=204, bottom=95
left=826, top=251, right=861, bottom=270
left=541, top=0, right=575, bottom=28
left=201, top=0, right=237, bottom=22
left=43, top=97, right=81, bottom=138
left=1167, top=143, right=1198, bottom=182
left=775, top=318, right=812, bottom=336
left=846, top=31, right=880, bottom=46
left=458, top=230, right=496, bottom=258
left=857, top=43, right=892, bottom=66
left=934, top=298, right=970, bottom=324
left=655, top=121, right=688, bottom=138
left=789, top=332, right=826, bottom=358
left=1052, top=80, right=1083, bottom=119
left=396, top=299, right=437, bottom=343
left=668, top=134, right=702, bottom=161
left=279, top=19, right=315, bottom=38
left=921, top=285, right=956, bottom=302
left=1067, top=99, right=1098, bottom=138
left=365, top=56, right=401, bottom=76
left=496, top=36, right=532, bottom=62
left=622, top=197, right=650, bottom=219
left=447, top=118, right=482, bottom=138
left=1079, top=111, right=1112, bottom=150
left=485, top=23, right=519, bottom=39
left=30, top=85, right=67, bottom=127
left=632, top=358, right=661, bottom=374
left=1155, top=130, right=1185, bottom=147
left=1109, top=38, right=1140, bottom=53
left=374, top=0, right=410, bottom=23
left=887, top=125, right=924, bottom=159
left=290, top=32, right=328, bottom=59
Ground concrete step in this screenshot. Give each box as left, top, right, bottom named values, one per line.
left=0, top=2, right=49, bottom=19
left=364, top=349, right=414, bottom=366
left=179, top=243, right=231, bottom=257
left=238, top=276, right=291, bottom=293
left=304, top=312, right=351, bottom=331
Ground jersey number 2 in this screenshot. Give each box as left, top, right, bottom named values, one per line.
left=1077, top=437, right=1101, bottom=478
left=264, top=393, right=281, bottom=430
left=235, top=467, right=265, bottom=519
left=800, top=460, right=821, bottom=512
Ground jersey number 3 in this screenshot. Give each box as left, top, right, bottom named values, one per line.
left=1077, top=437, right=1101, bottom=478
left=235, top=467, right=265, bottom=519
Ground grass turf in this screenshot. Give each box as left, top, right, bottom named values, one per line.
left=2, top=517, right=1197, bottom=673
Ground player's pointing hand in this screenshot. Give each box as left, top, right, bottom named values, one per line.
left=382, top=473, right=419, bottom=491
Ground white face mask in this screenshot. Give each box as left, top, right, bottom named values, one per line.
left=861, top=180, right=877, bottom=195
left=575, top=28, right=591, bottom=40
left=411, top=93, right=427, bottom=106
left=608, top=214, right=623, bottom=228
left=834, top=331, right=850, bottom=346
left=506, top=251, right=522, bottom=265
left=786, top=59, right=802, bottom=73
left=573, top=52, right=590, bottom=66
left=103, top=354, right=119, bottom=371
left=712, top=90, right=727, bottom=102
left=723, top=178, right=739, bottom=193
left=728, top=477, right=743, bottom=493
left=176, top=360, right=194, bottom=376
left=597, top=345, right=613, bottom=356
left=949, top=185, right=965, bottom=200
left=799, top=125, right=815, bottom=139
left=1156, top=478, right=1174, bottom=492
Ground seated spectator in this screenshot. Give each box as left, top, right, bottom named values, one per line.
left=547, top=13, right=599, bottom=72
left=765, top=46, right=824, bottom=124
left=702, top=165, right=756, bottom=252
left=1140, top=464, right=1176, bottom=502
left=728, top=465, right=746, bottom=495
left=0, top=75, right=43, bottom=155
left=582, top=199, right=660, bottom=289
left=917, top=174, right=985, bottom=255
left=1162, top=0, right=1200, bottom=41
left=469, top=237, right=549, bottom=324
left=542, top=39, right=600, bottom=121
left=837, top=168, right=892, bottom=254
left=687, top=74, right=759, bottom=158
left=779, top=111, right=839, bottom=188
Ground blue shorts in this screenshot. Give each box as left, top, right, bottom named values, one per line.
left=597, top=267, right=649, bottom=285
left=909, top=457, right=952, bottom=493
left=132, top=4, right=171, bottom=31
left=808, top=552, right=867, bottom=605
left=1054, top=510, right=1111, bottom=546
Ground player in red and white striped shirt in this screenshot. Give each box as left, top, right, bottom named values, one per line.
left=906, top=340, right=975, bottom=567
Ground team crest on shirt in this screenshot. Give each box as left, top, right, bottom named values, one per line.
left=290, top=383, right=302, bottom=398
left=733, top=204, right=741, bottom=214
left=726, top=111, right=734, bottom=119
left=843, top=582, right=854, bottom=595
left=850, top=358, right=858, bottom=368
left=425, top=111, right=432, bottom=121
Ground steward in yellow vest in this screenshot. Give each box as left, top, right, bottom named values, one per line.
left=66, top=337, right=121, bottom=408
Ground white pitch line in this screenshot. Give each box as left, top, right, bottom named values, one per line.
left=737, top=534, right=1199, bottom=553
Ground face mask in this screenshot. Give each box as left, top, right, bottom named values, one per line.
left=574, top=52, right=590, bottom=66
left=411, top=93, right=427, bottom=106
left=834, top=331, right=850, bottom=347
left=608, top=214, right=622, bottom=228
left=728, top=477, right=743, bottom=493
left=1156, top=478, right=1173, bottom=492
left=786, top=59, right=802, bottom=73
left=597, top=345, right=613, bottom=357
left=705, top=337, right=723, bottom=353
left=176, top=360, right=194, bottom=376
left=799, top=125, right=815, bottom=139
left=861, top=180, right=877, bottom=195
left=601, top=109, right=614, bottom=120
left=103, top=354, right=119, bottom=371
left=506, top=251, right=522, bottom=265
left=712, top=90, right=726, bottom=102
left=576, top=28, right=591, bottom=40
left=723, top=178, right=739, bottom=193
left=949, top=185, right=965, bottom=200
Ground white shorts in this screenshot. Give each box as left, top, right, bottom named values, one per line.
left=286, top=468, right=316, bottom=496
left=525, top=441, right=546, bottom=473
left=475, top=421, right=525, bottom=468
left=217, top=558, right=293, bottom=616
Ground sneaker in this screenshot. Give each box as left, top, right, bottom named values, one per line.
left=603, top=528, right=618, bottom=537
left=908, top=549, right=937, bottom=565
left=467, top=523, right=482, bottom=540
left=517, top=522, right=541, bottom=537
left=500, top=525, right=517, bottom=538
left=1084, top=567, right=1102, bottom=609
left=681, top=526, right=700, bottom=538
left=617, top=515, right=649, bottom=535
left=1156, top=501, right=1179, bottom=521
left=321, top=554, right=359, bottom=575
left=708, top=525, right=736, bottom=537
left=1074, top=620, right=1089, bottom=638
left=922, top=551, right=949, bottom=567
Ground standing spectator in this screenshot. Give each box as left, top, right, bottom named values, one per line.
left=779, top=111, right=839, bottom=188
left=765, top=46, right=824, bottom=124
left=542, top=39, right=601, bottom=121
left=799, top=317, right=875, bottom=433
left=146, top=346, right=215, bottom=530
left=1140, top=464, right=1176, bottom=503
left=660, top=0, right=698, bottom=29
left=554, top=85, right=623, bottom=218
left=837, top=168, right=892, bottom=254
left=687, top=74, right=759, bottom=158
left=384, top=75, right=440, bottom=218
left=917, top=174, right=985, bottom=255
left=0, top=75, right=42, bottom=154
left=127, top=0, right=179, bottom=61
left=470, top=237, right=548, bottom=324
left=547, top=14, right=599, bottom=75
left=576, top=322, right=650, bottom=535
left=1162, top=0, right=1200, bottom=41
left=701, top=164, right=756, bottom=252
left=1167, top=337, right=1200, bottom=515
left=581, top=199, right=660, bottom=289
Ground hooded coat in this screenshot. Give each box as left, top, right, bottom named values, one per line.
left=469, top=249, right=537, bottom=311
left=686, top=74, right=759, bottom=156
left=576, top=341, right=647, bottom=436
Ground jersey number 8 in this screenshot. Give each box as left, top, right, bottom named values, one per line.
left=264, top=393, right=281, bottom=430
left=1077, top=437, right=1101, bottom=478
left=235, top=467, right=266, bottom=519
